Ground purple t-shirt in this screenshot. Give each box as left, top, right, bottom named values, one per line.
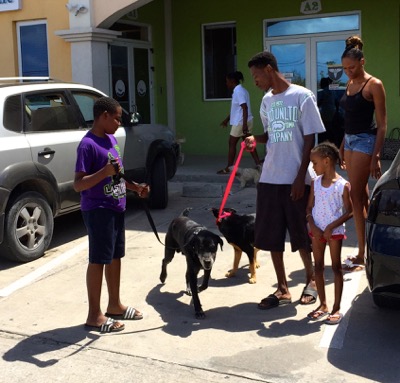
left=75, top=131, right=126, bottom=212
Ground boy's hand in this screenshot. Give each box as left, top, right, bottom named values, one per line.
left=137, top=183, right=150, bottom=198
left=105, top=161, right=118, bottom=177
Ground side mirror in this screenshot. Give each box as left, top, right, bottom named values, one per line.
left=130, top=111, right=141, bottom=125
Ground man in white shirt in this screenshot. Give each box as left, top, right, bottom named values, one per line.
left=245, top=51, right=325, bottom=310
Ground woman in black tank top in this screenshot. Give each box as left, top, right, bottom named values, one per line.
left=340, top=36, right=387, bottom=271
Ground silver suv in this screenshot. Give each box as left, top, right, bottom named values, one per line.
left=0, top=78, right=179, bottom=263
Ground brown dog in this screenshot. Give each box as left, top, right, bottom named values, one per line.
left=212, top=207, right=260, bottom=284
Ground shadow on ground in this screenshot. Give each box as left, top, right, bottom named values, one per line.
left=327, top=288, right=400, bottom=383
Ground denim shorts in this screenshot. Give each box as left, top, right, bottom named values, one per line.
left=344, top=132, right=376, bottom=155
left=82, top=208, right=125, bottom=264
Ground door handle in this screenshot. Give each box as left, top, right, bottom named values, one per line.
left=38, top=148, right=56, bottom=157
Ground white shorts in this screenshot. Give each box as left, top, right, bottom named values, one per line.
left=230, top=119, right=254, bottom=138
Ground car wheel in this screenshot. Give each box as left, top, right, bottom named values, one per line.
left=0, top=191, right=54, bottom=263
left=149, top=156, right=168, bottom=209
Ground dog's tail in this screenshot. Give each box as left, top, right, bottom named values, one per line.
left=180, top=207, right=192, bottom=217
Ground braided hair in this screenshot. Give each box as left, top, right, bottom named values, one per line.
left=311, top=141, right=341, bottom=165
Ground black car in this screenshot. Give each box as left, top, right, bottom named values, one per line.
left=366, top=152, right=400, bottom=308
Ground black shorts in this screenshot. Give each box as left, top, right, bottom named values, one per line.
left=82, top=208, right=125, bottom=264
left=255, top=183, right=311, bottom=253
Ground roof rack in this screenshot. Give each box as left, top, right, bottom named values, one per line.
left=0, top=77, right=55, bottom=83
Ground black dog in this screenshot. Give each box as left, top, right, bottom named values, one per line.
left=212, top=207, right=260, bottom=284
left=160, top=208, right=223, bottom=319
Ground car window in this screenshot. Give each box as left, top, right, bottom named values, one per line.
left=24, top=92, right=80, bottom=132
left=3, top=95, right=23, bottom=132
left=71, top=91, right=101, bottom=127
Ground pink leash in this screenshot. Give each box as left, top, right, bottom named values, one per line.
left=217, top=140, right=255, bottom=222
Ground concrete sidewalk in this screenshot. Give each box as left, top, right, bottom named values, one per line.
left=0, top=153, right=398, bottom=383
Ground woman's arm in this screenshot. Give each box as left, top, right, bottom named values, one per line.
left=370, top=78, right=387, bottom=179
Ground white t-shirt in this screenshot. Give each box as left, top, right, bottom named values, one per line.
left=312, top=175, right=349, bottom=235
left=259, top=84, right=325, bottom=185
left=230, top=84, right=253, bottom=126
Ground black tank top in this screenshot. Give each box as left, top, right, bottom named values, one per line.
left=339, top=77, right=377, bottom=135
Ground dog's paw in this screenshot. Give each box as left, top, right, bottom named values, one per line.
left=225, top=269, right=237, bottom=278
left=185, top=288, right=192, bottom=296
left=195, top=310, right=206, bottom=319
left=248, top=276, right=257, bottom=284
left=159, top=270, right=167, bottom=283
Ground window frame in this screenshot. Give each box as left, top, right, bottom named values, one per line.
left=201, top=21, right=237, bottom=101
left=16, top=20, right=50, bottom=77
left=264, top=11, right=361, bottom=39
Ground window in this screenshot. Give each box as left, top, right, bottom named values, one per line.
left=17, top=21, right=49, bottom=77
left=202, top=23, right=236, bottom=100
left=71, top=91, right=101, bottom=126
left=265, top=13, right=360, bottom=38
left=3, top=95, right=23, bottom=133
left=24, top=93, right=79, bottom=132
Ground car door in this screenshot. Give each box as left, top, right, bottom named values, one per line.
left=24, top=89, right=88, bottom=211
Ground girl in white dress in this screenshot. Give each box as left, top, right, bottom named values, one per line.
left=306, top=142, right=353, bottom=325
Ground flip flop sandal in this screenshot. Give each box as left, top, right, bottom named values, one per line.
left=105, top=306, right=143, bottom=320
left=343, top=262, right=365, bottom=273
left=299, top=285, right=318, bottom=305
left=307, top=310, right=329, bottom=321
left=84, top=317, right=125, bottom=333
left=217, top=168, right=230, bottom=174
left=258, top=294, right=292, bottom=310
left=324, top=313, right=343, bottom=325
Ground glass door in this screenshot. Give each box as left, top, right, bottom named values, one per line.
left=265, top=34, right=349, bottom=97
left=268, top=38, right=309, bottom=88
left=110, top=44, right=154, bottom=123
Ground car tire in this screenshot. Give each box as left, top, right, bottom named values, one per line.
left=149, top=156, right=168, bottom=209
left=0, top=191, right=54, bottom=263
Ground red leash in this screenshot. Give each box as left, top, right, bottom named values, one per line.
left=217, top=140, right=255, bottom=222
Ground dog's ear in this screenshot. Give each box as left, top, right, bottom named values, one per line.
left=216, top=235, right=224, bottom=251
left=210, top=208, right=219, bottom=218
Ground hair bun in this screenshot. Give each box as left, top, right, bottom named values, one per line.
left=345, top=35, right=363, bottom=51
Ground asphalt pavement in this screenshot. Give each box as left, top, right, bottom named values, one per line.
left=0, top=153, right=398, bottom=383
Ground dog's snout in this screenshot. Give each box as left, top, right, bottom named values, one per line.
left=199, top=253, right=215, bottom=270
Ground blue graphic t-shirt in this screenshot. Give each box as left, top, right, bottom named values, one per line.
left=75, top=131, right=126, bottom=212
left=259, top=84, right=325, bottom=185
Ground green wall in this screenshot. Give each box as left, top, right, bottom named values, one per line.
left=171, top=0, right=400, bottom=155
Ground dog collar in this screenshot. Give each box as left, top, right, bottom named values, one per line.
left=217, top=211, right=232, bottom=223
left=185, top=226, right=206, bottom=244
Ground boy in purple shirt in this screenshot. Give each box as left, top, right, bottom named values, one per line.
left=74, top=97, right=149, bottom=333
